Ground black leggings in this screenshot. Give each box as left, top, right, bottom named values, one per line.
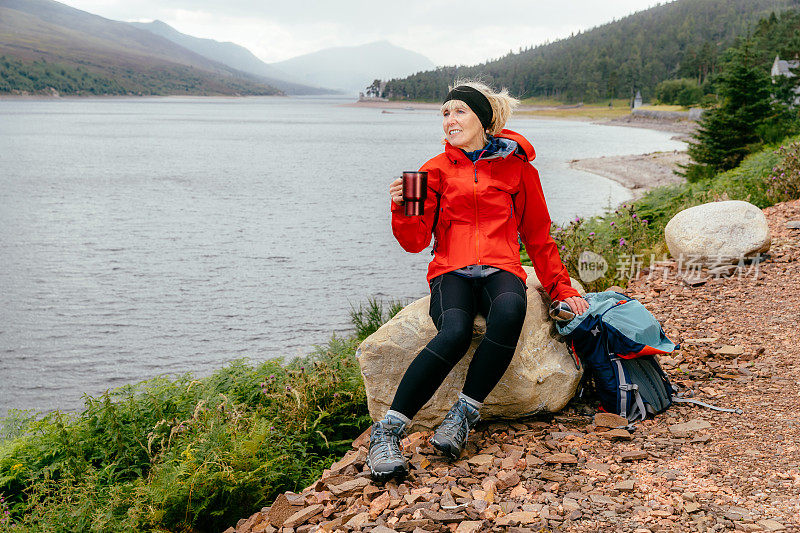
left=390, top=269, right=528, bottom=419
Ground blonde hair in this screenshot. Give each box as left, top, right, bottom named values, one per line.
left=440, top=79, right=520, bottom=140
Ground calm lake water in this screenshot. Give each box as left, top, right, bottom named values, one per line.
left=0, top=95, right=685, bottom=415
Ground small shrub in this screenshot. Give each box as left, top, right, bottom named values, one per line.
left=766, top=141, right=800, bottom=203
left=679, top=160, right=716, bottom=182
left=350, top=298, right=406, bottom=341
left=548, top=205, right=651, bottom=291
left=655, top=78, right=702, bottom=106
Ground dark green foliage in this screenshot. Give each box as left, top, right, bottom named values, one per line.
left=683, top=8, right=800, bottom=178
left=349, top=298, right=406, bottom=342
left=686, top=31, right=800, bottom=178
left=0, top=57, right=126, bottom=94
left=383, top=0, right=799, bottom=103
left=748, top=9, right=800, bottom=66
left=0, top=301, right=395, bottom=531
left=0, top=56, right=282, bottom=96
left=654, top=78, right=705, bottom=106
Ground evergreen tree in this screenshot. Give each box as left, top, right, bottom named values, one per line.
left=686, top=43, right=773, bottom=177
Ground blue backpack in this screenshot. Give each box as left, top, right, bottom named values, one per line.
left=556, top=291, right=678, bottom=421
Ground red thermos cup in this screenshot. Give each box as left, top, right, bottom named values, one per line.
left=402, top=171, right=427, bottom=216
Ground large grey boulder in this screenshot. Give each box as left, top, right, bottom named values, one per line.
left=664, top=200, right=770, bottom=264
left=356, top=266, right=584, bottom=431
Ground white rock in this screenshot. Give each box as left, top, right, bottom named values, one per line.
left=356, top=266, right=584, bottom=431
left=664, top=200, right=770, bottom=264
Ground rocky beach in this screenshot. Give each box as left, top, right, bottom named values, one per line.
left=569, top=115, right=696, bottom=198
left=227, top=195, right=800, bottom=532
left=569, top=151, right=690, bottom=199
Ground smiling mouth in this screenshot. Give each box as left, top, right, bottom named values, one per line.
left=448, top=129, right=462, bottom=135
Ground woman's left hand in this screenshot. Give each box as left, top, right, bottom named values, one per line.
left=563, top=296, right=589, bottom=316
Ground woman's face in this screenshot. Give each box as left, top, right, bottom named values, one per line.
left=442, top=101, right=485, bottom=152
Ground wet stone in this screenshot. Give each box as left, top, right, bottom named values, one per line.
left=589, top=494, right=615, bottom=505
left=539, top=470, right=567, bottom=482
left=594, top=413, right=629, bottom=428
left=615, top=480, right=636, bottom=492
left=544, top=452, right=578, bottom=464
left=583, top=461, right=612, bottom=473
left=621, top=450, right=649, bottom=462
left=328, top=477, right=370, bottom=497
left=267, top=493, right=305, bottom=528
left=602, top=428, right=633, bottom=440
left=392, top=518, right=434, bottom=532
left=282, top=504, right=324, bottom=529
left=757, top=519, right=787, bottom=531
left=455, top=521, right=483, bottom=533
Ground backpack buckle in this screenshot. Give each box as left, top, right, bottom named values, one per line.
left=619, top=383, right=639, bottom=391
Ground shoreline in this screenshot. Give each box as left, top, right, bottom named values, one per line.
left=570, top=150, right=690, bottom=200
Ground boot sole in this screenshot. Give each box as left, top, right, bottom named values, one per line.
left=430, top=437, right=460, bottom=460
left=366, top=460, right=408, bottom=482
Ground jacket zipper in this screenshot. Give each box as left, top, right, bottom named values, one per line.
left=473, top=162, right=480, bottom=263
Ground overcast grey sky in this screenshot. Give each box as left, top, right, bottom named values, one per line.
left=59, top=0, right=667, bottom=66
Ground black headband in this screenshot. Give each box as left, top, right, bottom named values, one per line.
left=442, top=86, right=493, bottom=130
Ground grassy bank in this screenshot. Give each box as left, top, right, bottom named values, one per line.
left=515, top=97, right=688, bottom=121
left=0, top=301, right=401, bottom=532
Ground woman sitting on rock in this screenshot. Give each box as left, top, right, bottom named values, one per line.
left=368, top=80, right=589, bottom=481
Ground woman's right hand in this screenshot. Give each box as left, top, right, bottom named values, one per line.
left=390, top=177, right=404, bottom=205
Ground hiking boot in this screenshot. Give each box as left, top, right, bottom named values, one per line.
left=430, top=397, right=480, bottom=459
left=366, top=415, right=408, bottom=481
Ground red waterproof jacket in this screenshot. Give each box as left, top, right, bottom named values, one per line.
left=391, top=129, right=580, bottom=302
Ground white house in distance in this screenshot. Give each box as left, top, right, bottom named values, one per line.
left=771, top=54, right=800, bottom=104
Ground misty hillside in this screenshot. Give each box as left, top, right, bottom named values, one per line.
left=384, top=0, right=800, bottom=102
left=270, top=40, right=435, bottom=94
left=128, top=20, right=334, bottom=95
left=0, top=0, right=282, bottom=95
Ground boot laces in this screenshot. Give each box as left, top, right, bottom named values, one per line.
left=437, top=399, right=476, bottom=445
left=370, top=421, right=405, bottom=463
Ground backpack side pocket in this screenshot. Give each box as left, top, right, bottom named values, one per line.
left=610, top=357, right=648, bottom=422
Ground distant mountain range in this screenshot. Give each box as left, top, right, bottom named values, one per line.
left=0, top=0, right=281, bottom=95
left=0, top=0, right=436, bottom=96
left=270, top=40, right=435, bottom=94
left=127, top=20, right=330, bottom=95
left=130, top=21, right=435, bottom=95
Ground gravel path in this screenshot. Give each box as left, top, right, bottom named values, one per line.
left=230, top=200, right=800, bottom=533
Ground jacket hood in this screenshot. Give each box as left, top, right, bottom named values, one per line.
left=495, top=129, right=536, bottom=162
